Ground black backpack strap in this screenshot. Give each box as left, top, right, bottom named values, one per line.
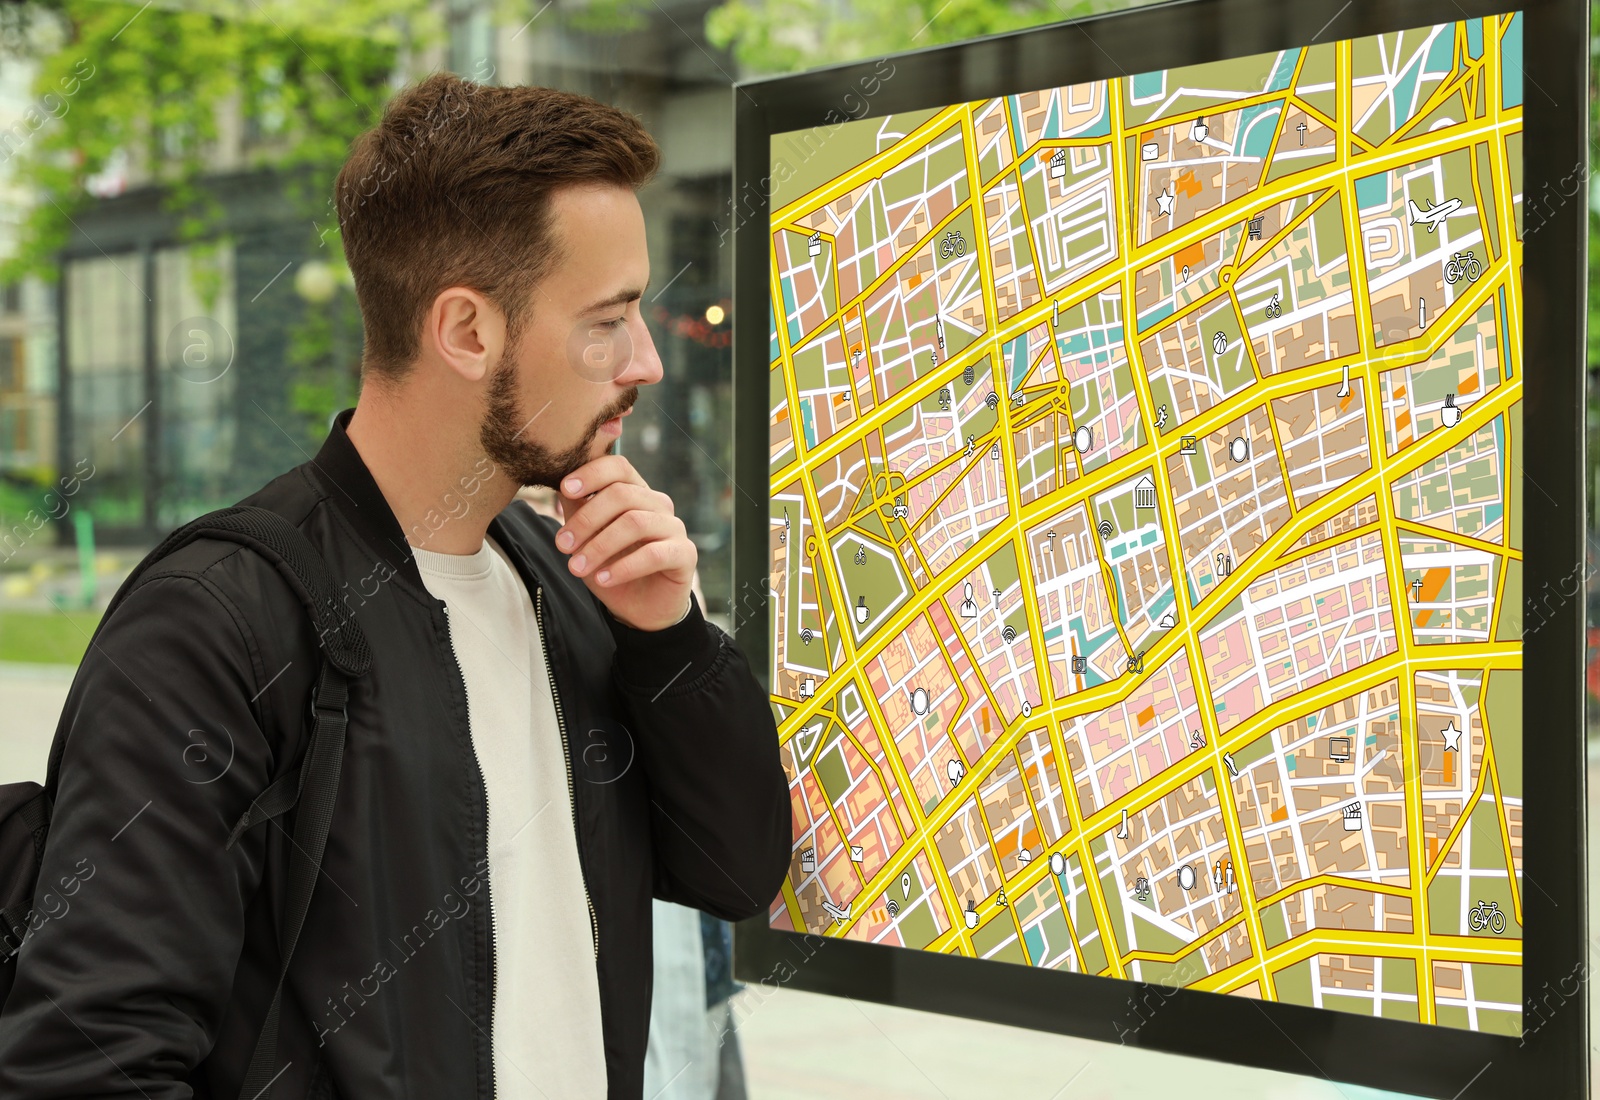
left=223, top=770, right=303, bottom=853
left=238, top=658, right=351, bottom=1099
left=43, top=504, right=371, bottom=1099
left=90, top=505, right=370, bottom=668
left=45, top=505, right=372, bottom=791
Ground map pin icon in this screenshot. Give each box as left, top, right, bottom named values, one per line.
left=901, top=872, right=911, bottom=898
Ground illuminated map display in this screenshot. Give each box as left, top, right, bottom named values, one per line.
left=766, top=14, right=1524, bottom=1034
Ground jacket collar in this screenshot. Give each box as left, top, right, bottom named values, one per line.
left=307, top=406, right=430, bottom=595
left=307, top=406, right=552, bottom=599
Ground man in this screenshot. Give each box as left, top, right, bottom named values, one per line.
left=0, top=72, right=789, bottom=1098
left=515, top=488, right=746, bottom=1100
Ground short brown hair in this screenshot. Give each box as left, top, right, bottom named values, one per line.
left=333, top=72, right=661, bottom=386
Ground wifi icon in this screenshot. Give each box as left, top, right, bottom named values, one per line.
left=1097, top=520, right=1114, bottom=539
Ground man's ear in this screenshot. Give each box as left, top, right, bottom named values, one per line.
left=431, top=286, right=501, bottom=382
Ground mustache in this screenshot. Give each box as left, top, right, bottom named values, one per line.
left=589, top=387, right=639, bottom=433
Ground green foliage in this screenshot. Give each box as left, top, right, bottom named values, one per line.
left=563, top=0, right=652, bottom=35
left=0, top=0, right=445, bottom=448
left=286, top=263, right=364, bottom=450
left=482, top=0, right=650, bottom=38
left=0, top=0, right=445, bottom=472
left=0, top=0, right=439, bottom=288
left=706, top=0, right=1155, bottom=76
left=0, top=472, right=52, bottom=529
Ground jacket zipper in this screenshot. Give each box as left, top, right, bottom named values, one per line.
left=438, top=602, right=498, bottom=1100
left=536, top=584, right=599, bottom=958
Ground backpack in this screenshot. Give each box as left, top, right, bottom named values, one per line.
left=0, top=504, right=372, bottom=1098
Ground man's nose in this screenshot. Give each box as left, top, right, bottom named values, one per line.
left=617, top=317, right=663, bottom=387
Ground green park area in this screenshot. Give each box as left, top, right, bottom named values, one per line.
left=0, top=608, right=102, bottom=665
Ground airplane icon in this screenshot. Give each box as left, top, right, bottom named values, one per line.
left=1407, top=197, right=1461, bottom=233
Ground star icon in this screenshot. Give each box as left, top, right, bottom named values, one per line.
left=1155, top=187, right=1175, bottom=217
left=1441, top=721, right=1462, bottom=751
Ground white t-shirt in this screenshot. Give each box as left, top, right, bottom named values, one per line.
left=413, top=534, right=607, bottom=1099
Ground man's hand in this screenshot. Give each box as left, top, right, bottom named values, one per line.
left=554, top=455, right=696, bottom=631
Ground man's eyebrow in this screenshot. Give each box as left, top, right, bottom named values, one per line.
left=579, top=277, right=650, bottom=314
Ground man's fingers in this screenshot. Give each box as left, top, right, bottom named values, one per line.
left=590, top=535, right=697, bottom=588
left=566, top=510, right=686, bottom=578
left=556, top=483, right=664, bottom=554
left=561, top=454, right=646, bottom=501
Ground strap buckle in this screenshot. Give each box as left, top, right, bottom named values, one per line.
left=308, top=691, right=348, bottom=725
left=307, top=659, right=350, bottom=726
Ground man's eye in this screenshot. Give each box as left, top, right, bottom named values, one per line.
left=600, top=316, right=626, bottom=329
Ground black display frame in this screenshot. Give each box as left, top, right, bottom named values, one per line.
left=729, top=2, right=1588, bottom=1095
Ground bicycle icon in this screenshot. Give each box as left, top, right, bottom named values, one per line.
left=1468, top=899, right=1506, bottom=934
left=939, top=231, right=968, bottom=259
left=1444, top=250, right=1482, bottom=285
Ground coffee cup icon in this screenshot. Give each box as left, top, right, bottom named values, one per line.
left=1441, top=393, right=1462, bottom=428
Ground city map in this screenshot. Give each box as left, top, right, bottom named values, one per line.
left=766, top=14, right=1524, bottom=1034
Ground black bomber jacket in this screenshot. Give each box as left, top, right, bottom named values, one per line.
left=0, top=406, right=790, bottom=1098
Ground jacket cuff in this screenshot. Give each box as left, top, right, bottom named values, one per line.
left=605, top=592, right=722, bottom=696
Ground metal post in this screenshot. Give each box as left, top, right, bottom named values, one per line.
left=73, top=506, right=95, bottom=609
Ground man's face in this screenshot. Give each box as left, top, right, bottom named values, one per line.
left=479, top=183, right=662, bottom=488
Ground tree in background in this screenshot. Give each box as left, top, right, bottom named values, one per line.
left=708, top=0, right=1153, bottom=75
left=0, top=0, right=438, bottom=451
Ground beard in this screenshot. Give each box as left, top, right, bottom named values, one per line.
left=478, top=350, right=638, bottom=489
